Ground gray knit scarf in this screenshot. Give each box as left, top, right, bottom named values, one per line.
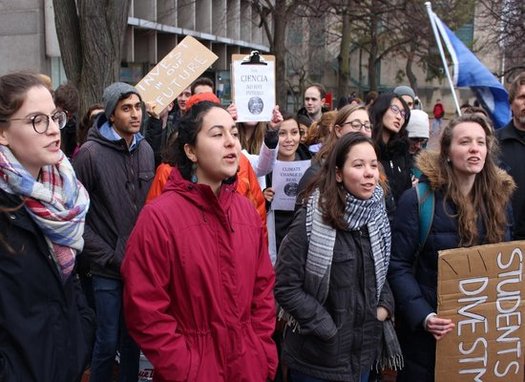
left=304, top=186, right=391, bottom=303
left=279, top=185, right=403, bottom=371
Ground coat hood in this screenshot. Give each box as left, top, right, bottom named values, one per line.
left=162, top=166, right=238, bottom=213
left=415, top=150, right=516, bottom=200
left=86, top=113, right=144, bottom=152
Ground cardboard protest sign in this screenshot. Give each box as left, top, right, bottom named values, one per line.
left=436, top=241, right=525, bottom=382
left=231, top=53, right=275, bottom=122
left=135, top=36, right=218, bottom=113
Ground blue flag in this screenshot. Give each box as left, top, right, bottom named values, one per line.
left=432, top=12, right=511, bottom=129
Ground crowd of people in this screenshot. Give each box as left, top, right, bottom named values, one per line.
left=1, top=69, right=524, bottom=382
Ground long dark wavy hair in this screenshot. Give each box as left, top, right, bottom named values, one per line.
left=304, top=132, right=378, bottom=230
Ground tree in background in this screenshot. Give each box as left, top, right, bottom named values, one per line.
left=254, top=0, right=328, bottom=109
left=477, top=0, right=525, bottom=82
left=53, top=0, right=131, bottom=115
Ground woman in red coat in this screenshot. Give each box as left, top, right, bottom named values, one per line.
left=122, top=101, right=277, bottom=381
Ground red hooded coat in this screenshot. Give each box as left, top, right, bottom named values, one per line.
left=122, top=167, right=277, bottom=381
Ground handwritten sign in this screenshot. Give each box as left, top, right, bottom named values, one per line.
left=136, top=36, right=218, bottom=111
left=270, top=160, right=311, bottom=211
left=436, top=241, right=525, bottom=382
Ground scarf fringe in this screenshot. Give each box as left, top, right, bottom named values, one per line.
left=277, top=307, right=301, bottom=333
left=374, top=354, right=404, bottom=372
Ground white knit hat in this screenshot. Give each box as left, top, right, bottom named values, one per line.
left=406, top=110, right=429, bottom=139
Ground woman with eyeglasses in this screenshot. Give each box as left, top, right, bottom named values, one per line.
left=0, top=72, right=94, bottom=381
left=369, top=93, right=412, bottom=205
left=298, top=104, right=376, bottom=203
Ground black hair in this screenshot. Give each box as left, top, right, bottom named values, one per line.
left=369, top=92, right=410, bottom=148
left=167, top=101, right=223, bottom=181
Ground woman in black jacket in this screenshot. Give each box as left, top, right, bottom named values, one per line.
left=275, top=133, right=399, bottom=382
left=369, top=93, right=412, bottom=205
left=0, top=72, right=94, bottom=381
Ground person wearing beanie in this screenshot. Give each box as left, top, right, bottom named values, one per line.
left=73, top=81, right=154, bottom=382
left=394, top=85, right=416, bottom=109
left=406, top=109, right=430, bottom=156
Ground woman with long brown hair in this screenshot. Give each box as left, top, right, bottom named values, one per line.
left=276, top=133, right=399, bottom=382
left=388, top=113, right=515, bottom=381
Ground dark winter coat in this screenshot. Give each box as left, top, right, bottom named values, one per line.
left=73, top=115, right=155, bottom=279
left=275, top=208, right=394, bottom=381
left=496, top=120, right=525, bottom=239
left=0, top=189, right=95, bottom=382
left=388, top=151, right=514, bottom=382
left=377, top=139, right=412, bottom=205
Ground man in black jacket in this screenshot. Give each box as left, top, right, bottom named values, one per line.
left=496, top=72, right=525, bottom=239
left=73, top=82, right=155, bottom=382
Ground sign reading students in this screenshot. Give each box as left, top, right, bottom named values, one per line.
left=435, top=241, right=525, bottom=382
left=232, top=52, right=275, bottom=122
left=135, top=36, right=218, bottom=113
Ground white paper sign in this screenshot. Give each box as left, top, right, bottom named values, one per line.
left=271, top=160, right=311, bottom=211
left=232, top=58, right=275, bottom=122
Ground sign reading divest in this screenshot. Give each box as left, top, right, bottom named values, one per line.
left=135, top=36, right=218, bottom=110
left=436, top=241, right=525, bottom=382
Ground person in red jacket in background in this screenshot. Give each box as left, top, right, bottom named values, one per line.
left=432, top=98, right=445, bottom=136
left=122, top=100, right=277, bottom=381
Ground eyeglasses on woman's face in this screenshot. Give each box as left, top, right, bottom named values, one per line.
left=389, top=104, right=407, bottom=119
left=5, top=111, right=67, bottom=134
left=341, top=119, right=372, bottom=132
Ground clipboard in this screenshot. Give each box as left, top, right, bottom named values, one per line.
left=231, top=51, right=276, bottom=122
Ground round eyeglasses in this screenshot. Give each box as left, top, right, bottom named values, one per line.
left=341, top=120, right=372, bottom=132
left=5, top=111, right=67, bottom=134
left=389, top=104, right=407, bottom=119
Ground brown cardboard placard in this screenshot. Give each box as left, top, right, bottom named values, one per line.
left=436, top=241, right=525, bottom=382
left=135, top=35, right=218, bottom=113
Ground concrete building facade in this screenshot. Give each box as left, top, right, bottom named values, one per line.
left=0, top=0, right=271, bottom=94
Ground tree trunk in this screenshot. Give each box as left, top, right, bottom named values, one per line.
left=337, top=2, right=352, bottom=100
left=53, top=0, right=82, bottom=85
left=53, top=0, right=131, bottom=116
left=367, top=10, right=378, bottom=91
left=273, top=0, right=288, bottom=109
left=405, top=42, right=417, bottom=91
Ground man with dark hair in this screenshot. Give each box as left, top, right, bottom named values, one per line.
left=54, top=82, right=80, bottom=158
left=191, top=76, right=214, bottom=94
left=73, top=82, right=154, bottom=381
left=297, top=83, right=327, bottom=124
left=497, top=71, right=525, bottom=239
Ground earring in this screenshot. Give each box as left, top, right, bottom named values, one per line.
left=447, top=158, right=451, bottom=163
left=191, top=162, right=198, bottom=183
